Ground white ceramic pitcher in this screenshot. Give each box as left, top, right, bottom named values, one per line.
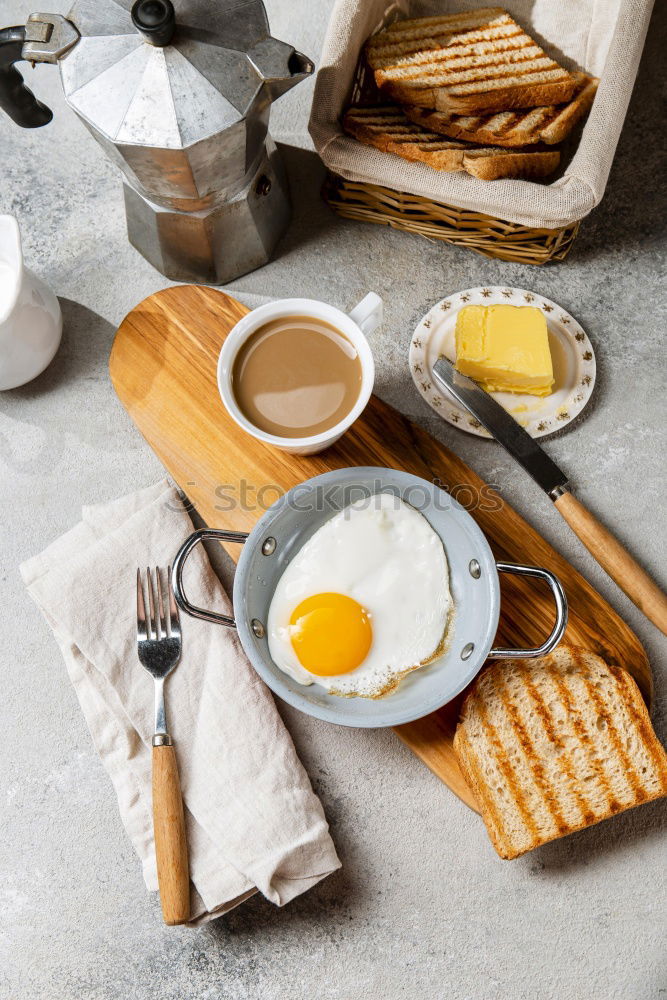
left=0, top=215, right=62, bottom=390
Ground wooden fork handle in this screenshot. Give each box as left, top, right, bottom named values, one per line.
left=152, top=740, right=190, bottom=925
left=554, top=491, right=667, bottom=635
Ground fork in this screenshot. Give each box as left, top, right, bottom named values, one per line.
left=137, top=566, right=190, bottom=925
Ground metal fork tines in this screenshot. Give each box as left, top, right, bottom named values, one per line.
left=136, top=566, right=182, bottom=743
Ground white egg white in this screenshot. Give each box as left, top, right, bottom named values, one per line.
left=267, top=493, right=452, bottom=697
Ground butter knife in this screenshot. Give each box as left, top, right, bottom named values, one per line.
left=433, top=358, right=667, bottom=635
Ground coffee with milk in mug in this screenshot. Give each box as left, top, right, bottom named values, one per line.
left=231, top=316, right=363, bottom=438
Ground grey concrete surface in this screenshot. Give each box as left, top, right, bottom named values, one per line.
left=0, top=2, right=665, bottom=998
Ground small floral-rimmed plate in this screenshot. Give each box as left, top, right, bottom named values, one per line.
left=409, top=286, right=596, bottom=438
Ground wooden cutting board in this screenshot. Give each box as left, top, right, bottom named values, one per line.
left=109, top=286, right=652, bottom=812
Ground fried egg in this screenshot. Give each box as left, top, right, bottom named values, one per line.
left=267, top=493, right=452, bottom=698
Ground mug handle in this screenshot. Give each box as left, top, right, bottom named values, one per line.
left=348, top=292, right=383, bottom=336
left=489, top=562, right=568, bottom=659
left=171, top=528, right=249, bottom=628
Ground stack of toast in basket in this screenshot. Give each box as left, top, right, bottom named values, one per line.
left=454, top=647, right=667, bottom=858
left=343, top=7, right=599, bottom=181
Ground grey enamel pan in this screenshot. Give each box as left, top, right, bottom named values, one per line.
left=171, top=468, right=567, bottom=728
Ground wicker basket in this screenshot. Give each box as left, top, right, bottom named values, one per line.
left=322, top=174, right=580, bottom=265
left=319, top=37, right=581, bottom=266
left=310, top=2, right=652, bottom=267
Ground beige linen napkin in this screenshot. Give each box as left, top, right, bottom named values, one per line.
left=21, top=480, right=340, bottom=925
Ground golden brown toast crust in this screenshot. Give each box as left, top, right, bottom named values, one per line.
left=342, top=105, right=560, bottom=180
left=383, top=78, right=577, bottom=115
left=403, top=74, right=598, bottom=146
left=454, top=647, right=667, bottom=859
left=367, top=8, right=577, bottom=114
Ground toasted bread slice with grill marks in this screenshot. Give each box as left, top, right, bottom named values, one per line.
left=454, top=647, right=667, bottom=860
left=366, top=8, right=577, bottom=114
left=342, top=105, right=560, bottom=180
left=403, top=73, right=598, bottom=146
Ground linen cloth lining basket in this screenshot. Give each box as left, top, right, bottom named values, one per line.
left=308, top=0, right=654, bottom=264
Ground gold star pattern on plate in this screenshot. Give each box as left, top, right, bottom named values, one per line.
left=409, top=289, right=595, bottom=442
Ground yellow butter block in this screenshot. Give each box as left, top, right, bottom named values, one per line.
left=455, top=304, right=554, bottom=397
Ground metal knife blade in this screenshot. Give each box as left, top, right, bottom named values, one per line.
left=432, top=357, right=569, bottom=498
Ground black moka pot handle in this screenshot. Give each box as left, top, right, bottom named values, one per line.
left=0, top=26, right=52, bottom=127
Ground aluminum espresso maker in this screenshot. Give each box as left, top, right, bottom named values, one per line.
left=0, top=1, right=313, bottom=283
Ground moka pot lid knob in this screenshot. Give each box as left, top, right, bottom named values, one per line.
left=131, top=0, right=176, bottom=46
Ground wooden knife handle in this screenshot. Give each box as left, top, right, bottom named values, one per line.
left=152, top=743, right=190, bottom=925
left=554, top=491, right=667, bottom=635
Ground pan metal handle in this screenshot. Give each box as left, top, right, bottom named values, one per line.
left=171, top=528, right=249, bottom=628
left=490, top=562, right=568, bottom=659
left=173, top=538, right=567, bottom=660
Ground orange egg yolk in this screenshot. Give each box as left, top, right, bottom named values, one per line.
left=289, top=593, right=372, bottom=676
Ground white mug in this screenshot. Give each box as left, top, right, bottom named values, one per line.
left=217, top=294, right=382, bottom=455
